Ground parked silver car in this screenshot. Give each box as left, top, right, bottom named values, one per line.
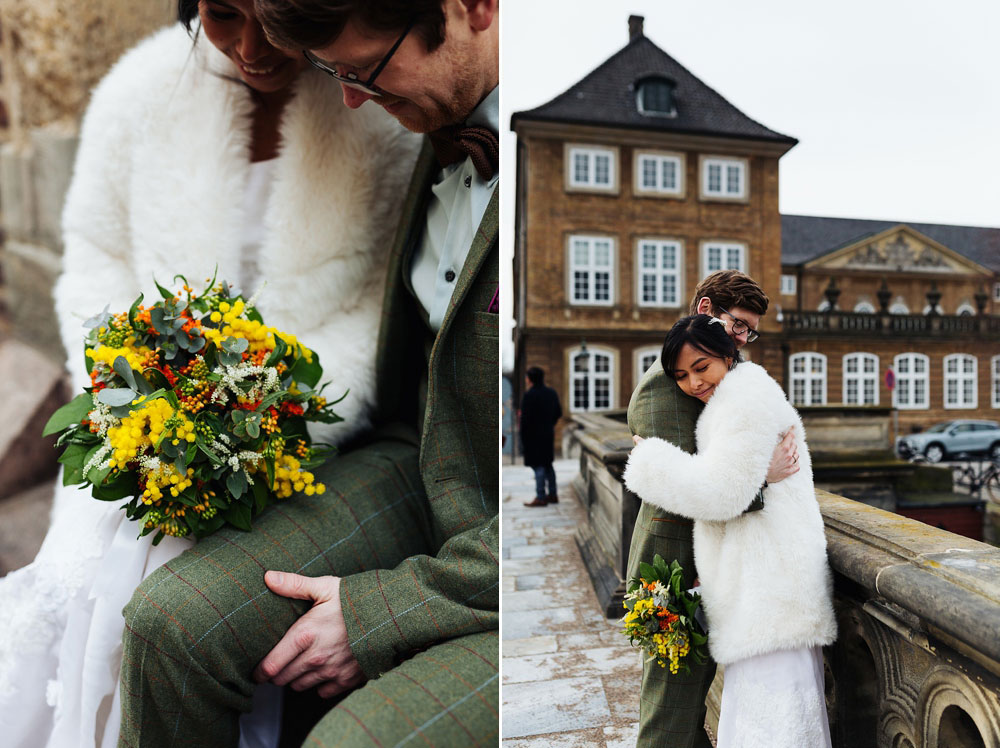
left=896, top=420, right=1000, bottom=463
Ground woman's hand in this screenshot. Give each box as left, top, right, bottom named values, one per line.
left=766, top=428, right=799, bottom=484
left=632, top=435, right=644, bottom=446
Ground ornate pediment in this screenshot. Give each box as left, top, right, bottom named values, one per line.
left=806, top=225, right=989, bottom=275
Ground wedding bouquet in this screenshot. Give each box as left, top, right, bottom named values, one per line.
left=621, top=555, right=709, bottom=674
left=43, top=275, right=342, bottom=544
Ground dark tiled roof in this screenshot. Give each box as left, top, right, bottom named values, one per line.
left=510, top=34, right=796, bottom=146
left=782, top=214, right=1000, bottom=272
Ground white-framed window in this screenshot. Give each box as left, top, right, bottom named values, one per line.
left=789, top=352, right=827, bottom=405
left=701, top=241, right=746, bottom=279
left=569, top=346, right=615, bottom=412
left=780, top=274, right=796, bottom=295
left=636, top=239, right=682, bottom=307
left=637, top=78, right=677, bottom=117
left=893, top=353, right=929, bottom=410
left=994, top=282, right=1000, bottom=302
left=944, top=353, right=977, bottom=409
left=843, top=353, right=879, bottom=405
left=992, top=356, right=1000, bottom=408
left=566, top=145, right=616, bottom=192
left=956, top=302, right=975, bottom=316
left=854, top=301, right=876, bottom=314
left=635, top=151, right=683, bottom=196
left=701, top=156, right=747, bottom=199
left=568, top=234, right=615, bottom=306
left=635, top=346, right=660, bottom=386
left=889, top=299, right=910, bottom=315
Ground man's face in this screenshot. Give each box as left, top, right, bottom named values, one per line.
left=715, top=306, right=761, bottom=349
left=307, top=1, right=497, bottom=133
left=695, top=296, right=760, bottom=349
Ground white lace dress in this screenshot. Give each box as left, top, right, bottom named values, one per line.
left=0, top=160, right=282, bottom=748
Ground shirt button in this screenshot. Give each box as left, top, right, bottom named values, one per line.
left=444, top=269, right=456, bottom=283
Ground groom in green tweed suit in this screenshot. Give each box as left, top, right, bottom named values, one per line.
left=117, top=1, right=499, bottom=746
left=626, top=270, right=799, bottom=748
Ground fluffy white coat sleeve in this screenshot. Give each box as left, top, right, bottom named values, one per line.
left=623, top=365, right=786, bottom=522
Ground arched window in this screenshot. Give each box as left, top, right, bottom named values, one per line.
left=789, top=352, right=827, bottom=405
left=853, top=301, right=876, bottom=314
left=637, top=77, right=676, bottom=116
left=893, top=353, right=929, bottom=409
left=956, top=302, right=976, bottom=316
left=888, top=299, right=910, bottom=315
left=817, top=300, right=832, bottom=312
left=844, top=353, right=879, bottom=405
left=569, top=346, right=615, bottom=412
left=634, top=346, right=660, bottom=387
left=943, top=353, right=977, bottom=409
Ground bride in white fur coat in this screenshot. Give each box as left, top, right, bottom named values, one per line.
left=0, top=2, right=419, bottom=747
left=624, top=314, right=837, bottom=748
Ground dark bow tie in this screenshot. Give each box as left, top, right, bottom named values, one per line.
left=428, top=125, right=499, bottom=182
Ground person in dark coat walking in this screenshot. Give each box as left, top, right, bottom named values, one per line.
left=520, top=366, right=562, bottom=506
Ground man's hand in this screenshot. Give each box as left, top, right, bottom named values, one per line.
left=766, top=428, right=799, bottom=484
left=253, top=572, right=365, bottom=698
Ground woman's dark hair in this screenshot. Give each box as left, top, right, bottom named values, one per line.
left=255, top=0, right=447, bottom=52
left=178, top=0, right=199, bottom=30
left=660, top=314, right=741, bottom=379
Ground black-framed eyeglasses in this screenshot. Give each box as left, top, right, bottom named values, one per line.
left=303, top=19, right=415, bottom=96
left=717, top=306, right=760, bottom=343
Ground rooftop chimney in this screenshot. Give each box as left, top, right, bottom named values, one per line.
left=628, top=15, right=644, bottom=42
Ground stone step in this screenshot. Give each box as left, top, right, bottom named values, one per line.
left=0, top=338, right=68, bottom=500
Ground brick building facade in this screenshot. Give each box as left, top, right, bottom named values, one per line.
left=511, top=16, right=1000, bottom=450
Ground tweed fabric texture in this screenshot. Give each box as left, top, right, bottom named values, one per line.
left=626, top=358, right=715, bottom=748
left=304, top=631, right=499, bottom=747
left=118, top=141, right=499, bottom=746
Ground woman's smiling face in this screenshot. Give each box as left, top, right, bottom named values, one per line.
left=671, top=343, right=733, bottom=402
left=199, top=0, right=306, bottom=95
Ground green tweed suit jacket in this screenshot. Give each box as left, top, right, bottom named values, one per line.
left=339, top=141, right=499, bottom=677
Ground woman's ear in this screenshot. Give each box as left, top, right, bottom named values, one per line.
left=726, top=356, right=736, bottom=370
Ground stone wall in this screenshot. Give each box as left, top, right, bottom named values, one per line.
left=0, top=0, right=174, bottom=362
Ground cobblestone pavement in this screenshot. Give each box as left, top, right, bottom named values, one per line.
left=502, top=459, right=642, bottom=746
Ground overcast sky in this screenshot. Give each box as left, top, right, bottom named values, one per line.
left=498, top=0, right=1000, bottom=368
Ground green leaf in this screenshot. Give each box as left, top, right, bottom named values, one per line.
left=58, top=443, right=95, bottom=485
left=226, top=469, right=247, bottom=499
left=127, top=294, right=144, bottom=330
left=288, top=351, right=322, bottom=389
left=246, top=418, right=260, bottom=439
left=638, top=562, right=656, bottom=584
left=112, top=356, right=138, bottom=390
left=154, top=278, right=175, bottom=301
left=97, top=387, right=138, bottom=408
left=224, top=502, right=252, bottom=532
left=142, top=367, right=172, bottom=392
left=200, top=266, right=219, bottom=297
left=251, top=479, right=269, bottom=514
left=265, top=456, right=275, bottom=488
left=43, top=393, right=95, bottom=437
left=263, top=336, right=287, bottom=368
left=91, top=471, right=138, bottom=501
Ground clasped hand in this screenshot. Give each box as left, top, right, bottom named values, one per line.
left=253, top=571, right=365, bottom=698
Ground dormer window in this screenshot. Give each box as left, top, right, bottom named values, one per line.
left=637, top=77, right=676, bottom=117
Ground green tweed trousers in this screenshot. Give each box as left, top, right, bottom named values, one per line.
left=117, top=440, right=499, bottom=747
left=626, top=359, right=716, bottom=748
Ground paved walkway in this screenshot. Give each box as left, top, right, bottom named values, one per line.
left=502, top=458, right=642, bottom=746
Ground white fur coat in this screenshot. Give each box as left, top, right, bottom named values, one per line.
left=55, top=24, right=422, bottom=447
left=623, top=361, right=837, bottom=665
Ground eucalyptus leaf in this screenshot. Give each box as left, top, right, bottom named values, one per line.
left=83, top=304, right=112, bottom=330
left=222, top=336, right=249, bottom=354
left=112, top=356, right=139, bottom=390
left=150, top=307, right=170, bottom=335
left=97, top=387, right=140, bottom=407
left=246, top=419, right=260, bottom=439
left=226, top=469, right=247, bottom=499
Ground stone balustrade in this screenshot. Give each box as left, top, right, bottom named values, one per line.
left=568, top=411, right=1000, bottom=748
left=782, top=310, right=1000, bottom=338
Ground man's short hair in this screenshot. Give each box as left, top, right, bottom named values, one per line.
left=254, top=0, right=447, bottom=53
left=689, top=270, right=769, bottom=316
left=526, top=367, right=545, bottom=385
